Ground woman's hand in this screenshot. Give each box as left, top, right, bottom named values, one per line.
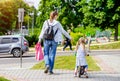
left=38, top=39, right=41, bottom=44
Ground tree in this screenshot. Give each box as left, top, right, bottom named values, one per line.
left=0, top=0, right=31, bottom=34
left=37, top=0, right=120, bottom=40
left=77, top=0, right=120, bottom=41
left=36, top=0, right=60, bottom=29
left=37, top=0, right=83, bottom=30
left=59, top=0, right=83, bottom=30
left=0, top=0, right=15, bottom=33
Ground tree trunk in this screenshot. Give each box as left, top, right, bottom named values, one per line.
left=114, top=23, right=118, bottom=41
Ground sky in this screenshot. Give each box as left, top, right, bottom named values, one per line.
left=24, top=0, right=40, bottom=9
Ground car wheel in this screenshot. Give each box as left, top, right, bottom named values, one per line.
left=12, top=48, right=21, bottom=57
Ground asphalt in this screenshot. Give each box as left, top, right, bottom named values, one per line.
left=0, top=50, right=120, bottom=81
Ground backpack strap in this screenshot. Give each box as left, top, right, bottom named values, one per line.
left=47, top=20, right=58, bottom=36
left=54, top=28, right=58, bottom=35
left=47, top=20, right=50, bottom=27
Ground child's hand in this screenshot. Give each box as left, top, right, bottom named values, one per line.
left=86, top=54, right=89, bottom=56
left=74, top=51, right=77, bottom=56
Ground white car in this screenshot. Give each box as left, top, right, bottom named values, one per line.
left=96, top=36, right=109, bottom=43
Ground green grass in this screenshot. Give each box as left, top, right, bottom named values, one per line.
left=31, top=55, right=100, bottom=71
left=90, top=41, right=120, bottom=50
left=0, top=77, right=10, bottom=81
left=57, top=41, right=120, bottom=51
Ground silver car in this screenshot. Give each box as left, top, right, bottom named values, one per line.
left=0, top=35, right=29, bottom=57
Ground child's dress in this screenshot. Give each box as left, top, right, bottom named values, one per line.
left=76, top=44, right=87, bottom=67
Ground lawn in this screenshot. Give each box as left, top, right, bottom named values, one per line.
left=31, top=55, right=100, bottom=71
left=0, top=77, right=10, bottom=81
left=56, top=41, right=120, bottom=51
left=90, top=41, right=120, bottom=50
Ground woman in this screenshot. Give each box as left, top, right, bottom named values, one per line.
left=38, top=11, right=71, bottom=74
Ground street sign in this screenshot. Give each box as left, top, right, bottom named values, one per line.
left=18, top=8, right=24, bottom=22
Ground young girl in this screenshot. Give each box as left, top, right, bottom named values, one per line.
left=74, top=37, right=88, bottom=78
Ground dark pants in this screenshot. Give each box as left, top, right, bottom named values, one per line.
left=63, top=41, right=72, bottom=51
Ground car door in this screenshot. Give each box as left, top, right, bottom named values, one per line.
left=0, top=37, right=12, bottom=53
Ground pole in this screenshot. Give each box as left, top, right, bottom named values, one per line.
left=27, top=12, right=29, bottom=35
left=20, top=22, right=23, bottom=68
left=32, top=11, right=34, bottom=35
left=18, top=8, right=24, bottom=68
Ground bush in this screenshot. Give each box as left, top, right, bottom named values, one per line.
left=25, top=28, right=41, bottom=47
left=119, top=24, right=120, bottom=36
left=73, top=26, right=98, bottom=37
left=70, top=32, right=83, bottom=45
left=25, top=34, right=39, bottom=47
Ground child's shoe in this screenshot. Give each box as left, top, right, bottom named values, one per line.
left=74, top=71, right=77, bottom=77
left=84, top=72, right=88, bottom=78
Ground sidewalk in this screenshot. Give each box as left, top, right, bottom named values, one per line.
left=0, top=69, right=120, bottom=81
left=0, top=50, right=120, bottom=81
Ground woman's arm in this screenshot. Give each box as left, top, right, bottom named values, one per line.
left=75, top=42, right=79, bottom=52
left=58, top=22, right=71, bottom=40
left=38, top=21, right=46, bottom=42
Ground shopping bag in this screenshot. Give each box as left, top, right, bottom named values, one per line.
left=35, top=43, right=44, bottom=61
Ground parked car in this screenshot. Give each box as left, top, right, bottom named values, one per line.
left=96, top=36, right=109, bottom=43
left=0, top=35, right=29, bottom=57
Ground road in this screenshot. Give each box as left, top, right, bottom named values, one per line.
left=0, top=51, right=73, bottom=69
left=0, top=53, right=37, bottom=69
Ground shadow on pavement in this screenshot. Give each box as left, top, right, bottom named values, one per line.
left=0, top=55, right=35, bottom=58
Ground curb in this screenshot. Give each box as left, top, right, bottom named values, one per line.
left=28, top=49, right=120, bottom=54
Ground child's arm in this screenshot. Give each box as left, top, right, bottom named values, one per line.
left=83, top=44, right=89, bottom=56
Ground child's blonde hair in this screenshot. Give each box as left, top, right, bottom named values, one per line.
left=78, top=37, right=85, bottom=45
left=75, top=37, right=85, bottom=51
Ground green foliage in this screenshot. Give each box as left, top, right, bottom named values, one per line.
left=37, top=0, right=83, bottom=30
left=25, top=28, right=40, bottom=47
left=29, top=28, right=40, bottom=36
left=0, top=0, right=33, bottom=34
left=76, top=0, right=120, bottom=40
left=31, top=55, right=100, bottom=71
left=73, top=26, right=98, bottom=36
left=71, top=26, right=100, bottom=45
left=36, top=0, right=60, bottom=29
left=25, top=34, right=38, bottom=47
left=70, top=32, right=83, bottom=45
left=119, top=24, right=120, bottom=36
left=0, top=77, right=10, bottom=81
left=0, top=32, right=3, bottom=35
left=37, top=0, right=120, bottom=40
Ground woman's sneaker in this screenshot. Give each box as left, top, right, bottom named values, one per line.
left=44, top=66, right=49, bottom=73
left=48, top=71, right=54, bottom=75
